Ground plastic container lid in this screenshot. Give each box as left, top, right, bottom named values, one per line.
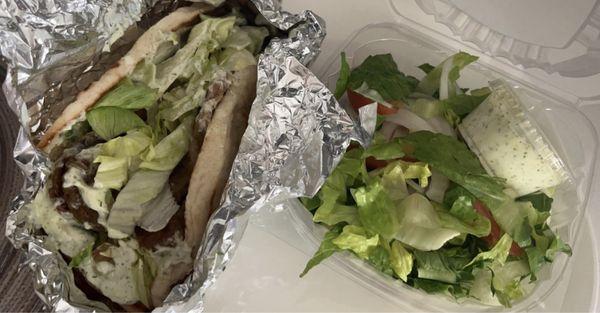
left=389, top=0, right=600, bottom=105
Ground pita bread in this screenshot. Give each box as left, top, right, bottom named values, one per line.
left=38, top=6, right=202, bottom=150
left=184, top=65, right=257, bottom=254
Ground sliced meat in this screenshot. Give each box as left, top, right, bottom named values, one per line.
left=169, top=154, right=194, bottom=204
left=63, top=187, right=104, bottom=232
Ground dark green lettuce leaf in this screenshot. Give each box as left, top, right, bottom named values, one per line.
left=348, top=54, right=419, bottom=102
left=334, top=52, right=351, bottom=99
left=300, top=224, right=344, bottom=277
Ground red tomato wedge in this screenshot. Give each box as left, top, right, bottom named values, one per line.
left=473, top=200, right=524, bottom=256
left=347, top=89, right=398, bottom=115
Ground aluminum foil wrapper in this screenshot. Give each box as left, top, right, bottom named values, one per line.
left=1, top=0, right=375, bottom=311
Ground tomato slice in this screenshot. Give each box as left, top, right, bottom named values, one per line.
left=473, top=200, right=524, bottom=257
left=347, top=89, right=398, bottom=115
left=365, top=157, right=388, bottom=171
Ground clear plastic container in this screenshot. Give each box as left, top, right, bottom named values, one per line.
left=278, top=22, right=598, bottom=311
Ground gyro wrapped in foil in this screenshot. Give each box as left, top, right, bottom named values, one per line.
left=1, top=0, right=374, bottom=311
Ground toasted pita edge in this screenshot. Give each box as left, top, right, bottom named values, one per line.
left=38, top=6, right=202, bottom=151
left=148, top=65, right=257, bottom=306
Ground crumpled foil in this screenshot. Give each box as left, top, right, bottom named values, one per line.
left=1, top=0, right=375, bottom=312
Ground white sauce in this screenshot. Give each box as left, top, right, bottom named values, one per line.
left=28, top=187, right=94, bottom=257
left=459, top=81, right=567, bottom=196
left=79, top=240, right=141, bottom=305
left=63, top=167, right=112, bottom=227
left=150, top=236, right=193, bottom=275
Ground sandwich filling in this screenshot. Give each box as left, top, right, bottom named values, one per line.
left=28, top=14, right=267, bottom=308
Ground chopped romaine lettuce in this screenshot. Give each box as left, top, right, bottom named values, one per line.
left=333, top=52, right=350, bottom=99
left=390, top=241, right=413, bottom=282
left=353, top=181, right=400, bottom=239
left=300, top=51, right=571, bottom=308
left=417, top=52, right=478, bottom=98
left=347, top=54, right=419, bottom=103
left=394, top=193, right=460, bottom=251
left=332, top=225, right=380, bottom=259
left=300, top=224, right=344, bottom=277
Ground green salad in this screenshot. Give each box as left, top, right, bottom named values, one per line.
left=299, top=52, right=571, bottom=307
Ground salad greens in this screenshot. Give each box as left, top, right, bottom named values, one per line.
left=300, top=51, right=571, bottom=307
left=347, top=54, right=419, bottom=104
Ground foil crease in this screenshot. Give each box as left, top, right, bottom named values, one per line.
left=1, top=0, right=374, bottom=312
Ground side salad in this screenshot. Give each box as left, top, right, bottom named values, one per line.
left=299, top=52, right=572, bottom=307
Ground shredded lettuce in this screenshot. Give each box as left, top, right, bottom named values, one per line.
left=465, top=233, right=512, bottom=268
left=93, top=129, right=152, bottom=190
left=93, top=156, right=129, bottom=190
left=106, top=170, right=171, bottom=238
left=139, top=117, right=192, bottom=171
left=95, top=78, right=158, bottom=110
left=86, top=107, right=147, bottom=141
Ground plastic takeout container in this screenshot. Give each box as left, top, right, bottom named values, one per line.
left=255, top=20, right=598, bottom=312
left=203, top=1, right=600, bottom=312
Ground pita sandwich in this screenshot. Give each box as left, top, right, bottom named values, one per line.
left=27, top=3, right=267, bottom=311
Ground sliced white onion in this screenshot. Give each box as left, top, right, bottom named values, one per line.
left=439, top=58, right=453, bottom=100
left=427, top=116, right=456, bottom=137
left=426, top=170, right=449, bottom=203
left=380, top=121, right=397, bottom=140
left=386, top=108, right=436, bottom=133
left=406, top=179, right=425, bottom=194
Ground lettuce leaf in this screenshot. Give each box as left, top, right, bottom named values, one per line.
left=93, top=156, right=129, bottom=190
left=390, top=241, right=413, bottom=282
left=490, top=260, right=530, bottom=307
left=417, top=52, right=478, bottom=97
left=136, top=183, right=180, bottom=232
left=353, top=181, right=400, bottom=239
left=394, top=193, right=460, bottom=251
left=152, top=16, right=236, bottom=93
left=139, top=117, right=192, bottom=171
left=222, top=25, right=269, bottom=54
left=101, top=129, right=152, bottom=158
left=413, top=250, right=458, bottom=283
left=86, top=107, right=147, bottom=141
left=313, top=201, right=359, bottom=226
left=300, top=224, right=344, bottom=277
left=95, top=78, right=157, bottom=110
left=93, top=129, right=153, bottom=190
left=106, top=169, right=171, bottom=238
left=332, top=225, right=380, bottom=259
left=334, top=52, right=350, bottom=99
left=348, top=54, right=419, bottom=102
left=465, top=233, right=512, bottom=268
